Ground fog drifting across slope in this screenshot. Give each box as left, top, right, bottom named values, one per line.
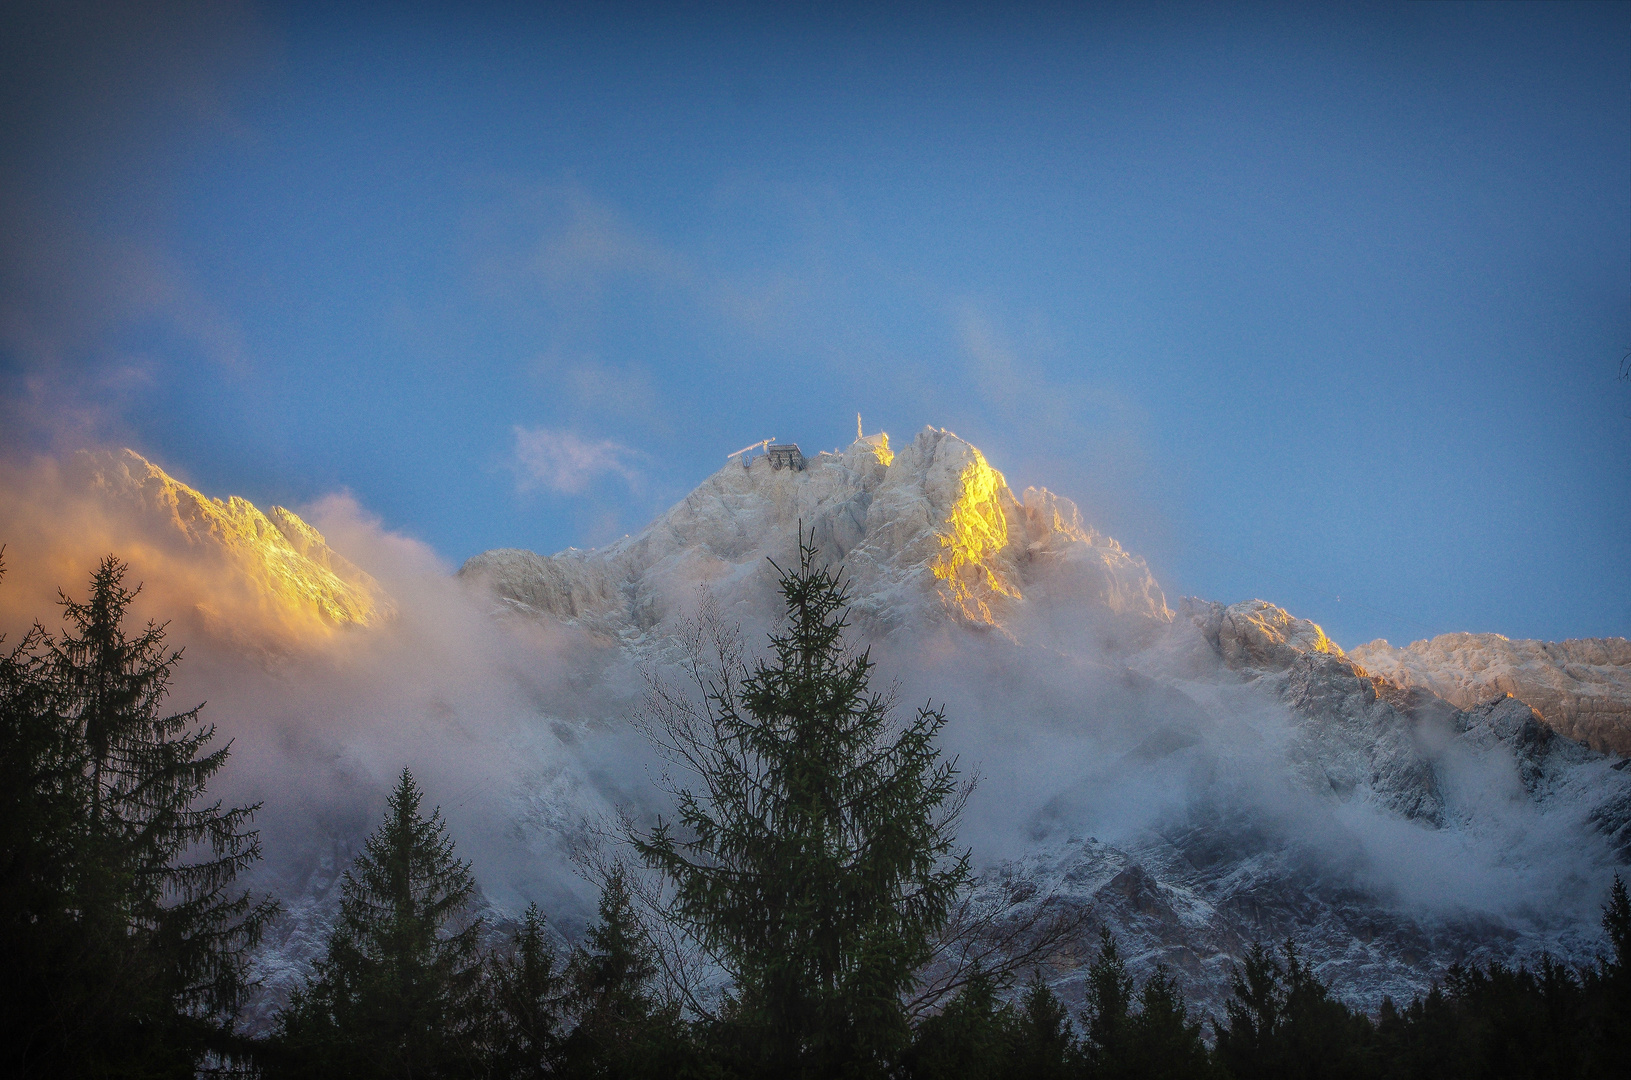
left=871, top=613, right=1623, bottom=939
left=0, top=453, right=649, bottom=929
left=2, top=446, right=1624, bottom=997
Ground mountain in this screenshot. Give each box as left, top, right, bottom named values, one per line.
left=1352, top=634, right=1631, bottom=756
left=25, top=433, right=1630, bottom=1025
left=457, top=426, right=1631, bottom=1016
left=69, top=448, right=391, bottom=633
left=462, top=428, right=1170, bottom=639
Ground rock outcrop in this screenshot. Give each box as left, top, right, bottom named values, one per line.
left=1352, top=634, right=1631, bottom=756
left=462, top=427, right=1171, bottom=639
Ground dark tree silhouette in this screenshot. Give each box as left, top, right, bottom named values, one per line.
left=0, top=554, right=272, bottom=1077
left=632, top=533, right=971, bottom=1077
left=275, top=769, right=485, bottom=1079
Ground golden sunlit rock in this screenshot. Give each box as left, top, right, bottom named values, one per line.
left=79, top=449, right=392, bottom=633
left=859, top=431, right=894, bottom=467
left=931, top=451, right=1023, bottom=624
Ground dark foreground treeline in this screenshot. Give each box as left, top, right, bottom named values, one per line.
left=2, top=551, right=1628, bottom=1079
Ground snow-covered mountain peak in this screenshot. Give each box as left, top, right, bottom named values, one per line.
left=70, top=448, right=393, bottom=632
left=1352, top=633, right=1631, bottom=755
left=461, top=425, right=1170, bottom=636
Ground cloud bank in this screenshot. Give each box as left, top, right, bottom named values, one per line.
left=513, top=426, right=642, bottom=496
left=3, top=442, right=1624, bottom=1018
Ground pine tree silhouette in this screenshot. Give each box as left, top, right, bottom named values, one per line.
left=275, top=769, right=485, bottom=1079
left=633, top=533, right=970, bottom=1077
left=0, top=555, right=272, bottom=1077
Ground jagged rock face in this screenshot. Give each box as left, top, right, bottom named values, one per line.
left=962, top=597, right=1631, bottom=1018
left=461, top=427, right=1171, bottom=638
left=64, top=432, right=1619, bottom=1026
left=1351, top=634, right=1631, bottom=756
left=1185, top=597, right=1346, bottom=669
left=73, top=448, right=392, bottom=630
left=1181, top=598, right=1448, bottom=823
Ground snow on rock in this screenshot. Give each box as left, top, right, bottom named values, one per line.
left=1184, top=597, right=1346, bottom=671
left=1182, top=598, right=1447, bottom=823
left=71, top=448, right=392, bottom=631
left=1351, top=634, right=1631, bottom=756
left=461, top=427, right=1171, bottom=638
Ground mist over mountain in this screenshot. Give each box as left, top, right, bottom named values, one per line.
left=2, top=427, right=1628, bottom=1024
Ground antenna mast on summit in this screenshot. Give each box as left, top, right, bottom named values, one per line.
left=857, top=413, right=863, bottom=441
left=727, top=437, right=776, bottom=460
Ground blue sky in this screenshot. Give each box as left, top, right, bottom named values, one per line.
left=2, top=0, right=1627, bottom=648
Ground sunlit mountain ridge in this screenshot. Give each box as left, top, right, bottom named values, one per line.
left=462, top=426, right=1172, bottom=639
left=71, top=448, right=392, bottom=633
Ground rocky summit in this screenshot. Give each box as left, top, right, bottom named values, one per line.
left=1352, top=633, right=1631, bottom=756
left=72, top=447, right=392, bottom=632
left=461, top=426, right=1170, bottom=638
left=453, top=426, right=1631, bottom=1016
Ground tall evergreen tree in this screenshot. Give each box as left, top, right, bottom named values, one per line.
left=0, top=552, right=72, bottom=1073
left=0, top=555, right=272, bottom=1078
left=275, top=769, right=485, bottom=1079
left=1081, top=927, right=1135, bottom=1073
left=1122, top=964, right=1214, bottom=1079
left=484, top=904, right=568, bottom=1080
left=1214, top=942, right=1284, bottom=1078
left=632, top=534, right=970, bottom=1077
left=1587, top=873, right=1630, bottom=1073
left=1214, top=940, right=1372, bottom=1080
left=560, top=867, right=688, bottom=1079
left=1007, top=974, right=1079, bottom=1080
left=1078, top=929, right=1215, bottom=1079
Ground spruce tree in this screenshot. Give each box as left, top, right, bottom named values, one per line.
left=275, top=769, right=485, bottom=1079
left=0, top=552, right=72, bottom=1074
left=1215, top=940, right=1373, bottom=1079
left=560, top=867, right=686, bottom=1079
left=1007, top=974, right=1079, bottom=1080
left=0, top=555, right=272, bottom=1077
left=632, top=534, right=970, bottom=1077
left=1081, top=927, right=1135, bottom=1073
left=485, top=904, right=568, bottom=1080
left=1123, top=965, right=1214, bottom=1079
left=1589, top=874, right=1630, bottom=1072
left=1213, top=941, right=1285, bottom=1077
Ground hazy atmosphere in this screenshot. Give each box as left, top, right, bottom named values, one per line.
left=4, top=5, right=1631, bottom=1076
left=4, top=0, right=1627, bottom=649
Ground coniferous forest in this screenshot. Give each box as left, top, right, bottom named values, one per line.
left=3, top=546, right=1628, bottom=1079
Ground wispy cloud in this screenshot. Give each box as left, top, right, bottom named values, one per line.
left=511, top=425, right=640, bottom=495
left=0, top=1, right=266, bottom=450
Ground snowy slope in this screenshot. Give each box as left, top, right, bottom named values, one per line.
left=454, top=427, right=1631, bottom=1016
left=1351, top=634, right=1631, bottom=756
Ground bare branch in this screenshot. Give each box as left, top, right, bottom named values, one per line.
left=906, top=883, right=1091, bottom=1018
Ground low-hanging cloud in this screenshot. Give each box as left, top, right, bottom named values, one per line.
left=0, top=448, right=659, bottom=951
left=512, top=425, right=641, bottom=495
left=3, top=443, right=1624, bottom=1020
